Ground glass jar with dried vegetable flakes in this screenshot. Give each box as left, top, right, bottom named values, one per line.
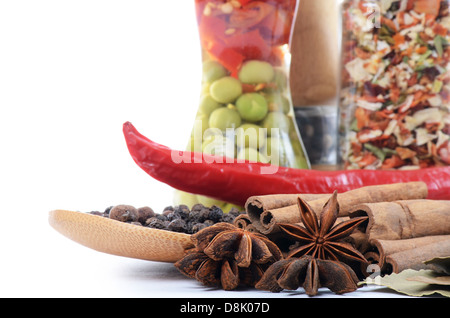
left=339, top=0, right=450, bottom=170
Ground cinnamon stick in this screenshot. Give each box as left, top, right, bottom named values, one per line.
left=244, top=193, right=328, bottom=234
left=349, top=200, right=450, bottom=241
left=385, top=238, right=450, bottom=274
left=365, top=235, right=450, bottom=274
left=246, top=182, right=428, bottom=235
left=233, top=214, right=252, bottom=230
left=245, top=193, right=327, bottom=212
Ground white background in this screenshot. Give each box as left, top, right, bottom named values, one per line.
left=0, top=0, right=407, bottom=298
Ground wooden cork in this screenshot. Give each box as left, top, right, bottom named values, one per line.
left=290, top=0, right=340, bottom=107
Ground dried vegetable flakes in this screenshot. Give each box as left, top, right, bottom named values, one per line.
left=340, top=0, right=450, bottom=170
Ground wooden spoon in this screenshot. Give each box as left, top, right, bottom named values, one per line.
left=48, top=209, right=194, bottom=263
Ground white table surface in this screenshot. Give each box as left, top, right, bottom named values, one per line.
left=0, top=0, right=434, bottom=300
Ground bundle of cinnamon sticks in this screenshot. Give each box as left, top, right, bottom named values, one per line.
left=235, top=182, right=450, bottom=276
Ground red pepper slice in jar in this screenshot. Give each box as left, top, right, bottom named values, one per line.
left=236, top=0, right=253, bottom=6
left=229, top=1, right=274, bottom=29
left=223, top=29, right=272, bottom=61
left=123, top=122, right=450, bottom=205
left=208, top=42, right=246, bottom=76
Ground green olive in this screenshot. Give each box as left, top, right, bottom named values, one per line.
left=238, top=60, right=275, bottom=84
left=202, top=60, right=228, bottom=83
left=265, top=94, right=290, bottom=113
left=209, top=76, right=243, bottom=103
left=195, top=112, right=210, bottom=135
left=260, top=136, right=288, bottom=166
left=201, top=83, right=211, bottom=95
left=236, top=93, right=268, bottom=122
left=186, top=135, right=202, bottom=152
left=209, top=106, right=242, bottom=131
left=272, top=68, right=288, bottom=92
left=235, top=123, right=266, bottom=149
left=198, top=94, right=221, bottom=116
left=202, top=134, right=235, bottom=157
left=261, top=112, right=290, bottom=136
left=237, top=147, right=269, bottom=163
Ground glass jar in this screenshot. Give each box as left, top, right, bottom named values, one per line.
left=175, top=0, right=310, bottom=210
left=339, top=0, right=450, bottom=170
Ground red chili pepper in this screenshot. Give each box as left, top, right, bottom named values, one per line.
left=123, top=122, right=450, bottom=205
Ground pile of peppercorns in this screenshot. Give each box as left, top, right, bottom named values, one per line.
left=88, top=203, right=243, bottom=234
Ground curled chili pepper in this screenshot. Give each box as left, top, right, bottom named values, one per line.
left=123, top=122, right=450, bottom=205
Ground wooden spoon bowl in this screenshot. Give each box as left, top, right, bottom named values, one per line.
left=48, top=209, right=194, bottom=263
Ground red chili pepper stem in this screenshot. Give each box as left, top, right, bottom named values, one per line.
left=123, top=122, right=450, bottom=205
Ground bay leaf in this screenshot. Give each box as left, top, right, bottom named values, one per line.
left=361, top=269, right=450, bottom=297
left=424, top=256, right=450, bottom=275
left=407, top=275, right=450, bottom=286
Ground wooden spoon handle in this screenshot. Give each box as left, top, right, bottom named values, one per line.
left=49, top=209, right=193, bottom=263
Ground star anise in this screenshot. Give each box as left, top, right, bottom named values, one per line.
left=255, top=255, right=360, bottom=296
left=278, top=191, right=368, bottom=263
left=174, top=222, right=283, bottom=290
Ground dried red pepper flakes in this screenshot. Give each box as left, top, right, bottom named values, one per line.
left=381, top=155, right=405, bottom=170
left=358, top=153, right=378, bottom=168
left=414, top=0, right=442, bottom=17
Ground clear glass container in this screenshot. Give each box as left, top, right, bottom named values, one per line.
left=175, top=0, right=310, bottom=210
left=339, top=0, right=450, bottom=170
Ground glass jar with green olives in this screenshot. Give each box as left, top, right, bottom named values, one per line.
left=175, top=0, right=311, bottom=210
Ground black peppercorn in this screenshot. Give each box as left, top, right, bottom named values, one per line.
left=155, top=214, right=168, bottom=222
left=109, top=205, right=139, bottom=223
left=103, top=206, right=114, bottom=215
left=162, top=206, right=175, bottom=216
left=221, top=213, right=235, bottom=223
left=189, top=209, right=203, bottom=223
left=208, top=206, right=224, bottom=223
left=192, top=223, right=208, bottom=233
left=174, top=205, right=190, bottom=220
left=146, top=217, right=166, bottom=230
left=203, top=220, right=214, bottom=227
left=199, top=207, right=212, bottom=222
left=168, top=219, right=187, bottom=232
left=137, top=206, right=155, bottom=224
left=89, top=201, right=240, bottom=234
left=228, top=207, right=242, bottom=217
